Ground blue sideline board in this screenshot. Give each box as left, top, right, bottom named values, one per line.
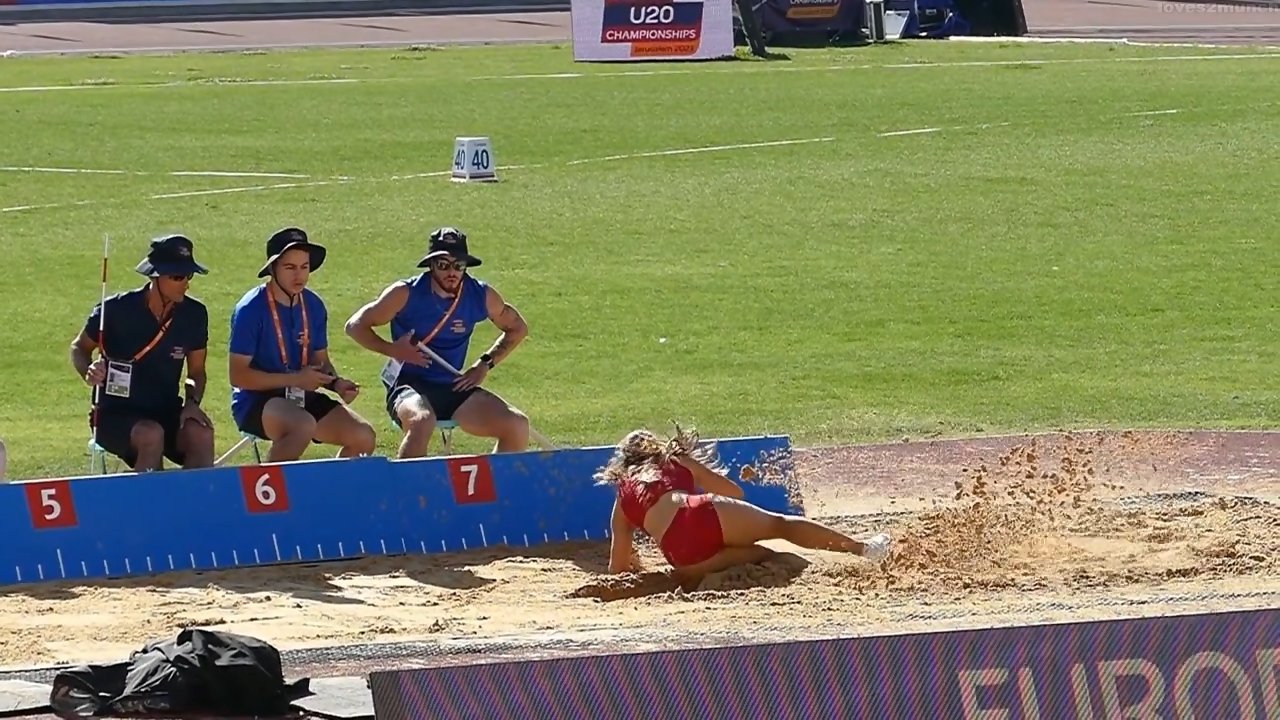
left=0, top=435, right=795, bottom=588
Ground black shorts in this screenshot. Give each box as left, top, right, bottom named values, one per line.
left=237, top=389, right=341, bottom=442
left=386, top=375, right=477, bottom=427
left=90, top=402, right=186, bottom=468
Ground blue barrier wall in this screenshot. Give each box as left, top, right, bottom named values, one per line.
left=1, top=435, right=795, bottom=588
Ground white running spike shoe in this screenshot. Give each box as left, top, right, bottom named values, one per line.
left=861, top=533, right=892, bottom=562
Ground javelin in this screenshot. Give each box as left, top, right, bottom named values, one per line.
left=415, top=341, right=559, bottom=451
left=91, top=233, right=110, bottom=447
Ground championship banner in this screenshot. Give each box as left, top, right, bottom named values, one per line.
left=571, top=0, right=735, bottom=62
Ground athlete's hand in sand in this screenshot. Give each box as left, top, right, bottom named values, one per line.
left=609, top=555, right=643, bottom=574
left=739, top=465, right=758, bottom=481
left=669, top=566, right=704, bottom=592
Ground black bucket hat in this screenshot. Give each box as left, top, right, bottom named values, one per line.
left=416, top=226, right=482, bottom=269
left=257, top=227, right=327, bottom=278
left=135, top=234, right=209, bottom=278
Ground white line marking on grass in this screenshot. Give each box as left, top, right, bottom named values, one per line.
left=168, top=170, right=313, bottom=178
left=0, top=77, right=365, bottom=93
left=0, top=165, right=314, bottom=178
left=386, top=170, right=455, bottom=180
left=0, top=166, right=127, bottom=174
left=877, top=127, right=942, bottom=137
left=1, top=199, right=97, bottom=213
left=387, top=164, right=536, bottom=180
left=0, top=84, right=115, bottom=93
left=1033, top=24, right=1280, bottom=33
left=566, top=137, right=833, bottom=165
left=3, top=51, right=1278, bottom=95
left=489, top=72, right=585, bottom=79
left=877, top=107, right=1178, bottom=140
left=220, top=79, right=360, bottom=86
left=0, top=137, right=805, bottom=213
left=474, top=51, right=1280, bottom=81
left=148, top=180, right=339, bottom=200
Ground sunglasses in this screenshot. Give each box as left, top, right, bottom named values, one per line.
left=166, top=274, right=194, bottom=282
left=431, top=259, right=468, bottom=272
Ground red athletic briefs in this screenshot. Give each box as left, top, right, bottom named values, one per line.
left=658, top=493, right=725, bottom=567
left=617, top=462, right=726, bottom=568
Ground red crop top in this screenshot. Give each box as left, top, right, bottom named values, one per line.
left=617, top=461, right=697, bottom=529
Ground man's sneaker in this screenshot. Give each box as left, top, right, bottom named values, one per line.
left=861, top=533, right=891, bottom=562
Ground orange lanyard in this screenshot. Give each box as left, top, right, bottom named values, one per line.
left=101, top=293, right=174, bottom=363
left=417, top=281, right=464, bottom=347
left=127, top=318, right=174, bottom=362
left=265, top=283, right=308, bottom=370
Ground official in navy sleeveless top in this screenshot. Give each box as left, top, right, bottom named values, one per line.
left=227, top=227, right=376, bottom=463
left=345, top=226, right=531, bottom=458
left=69, top=234, right=215, bottom=472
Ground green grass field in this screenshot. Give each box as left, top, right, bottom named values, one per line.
left=2, top=41, right=1277, bottom=480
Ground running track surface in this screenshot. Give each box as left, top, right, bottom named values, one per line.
left=2, top=0, right=1279, bottom=55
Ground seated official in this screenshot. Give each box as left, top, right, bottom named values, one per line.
left=68, top=235, right=215, bottom=473
left=344, top=226, right=531, bottom=459
left=228, top=227, right=375, bottom=463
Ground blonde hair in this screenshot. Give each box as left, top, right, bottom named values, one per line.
left=593, top=423, right=722, bottom=486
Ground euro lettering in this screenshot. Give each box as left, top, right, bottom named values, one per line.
left=956, top=648, right=1280, bottom=719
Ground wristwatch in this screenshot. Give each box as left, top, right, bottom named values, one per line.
left=480, top=353, right=496, bottom=369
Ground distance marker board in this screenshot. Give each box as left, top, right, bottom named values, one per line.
left=1, top=435, right=796, bottom=587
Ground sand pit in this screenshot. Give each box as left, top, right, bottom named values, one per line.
left=1, top=430, right=1275, bottom=670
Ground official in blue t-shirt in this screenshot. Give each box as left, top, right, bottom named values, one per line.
left=344, top=226, right=531, bottom=458
left=227, top=227, right=376, bottom=462
left=69, top=234, right=215, bottom=472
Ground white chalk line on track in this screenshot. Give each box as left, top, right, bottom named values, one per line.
left=2, top=50, right=1280, bottom=94
left=0, top=140, right=820, bottom=214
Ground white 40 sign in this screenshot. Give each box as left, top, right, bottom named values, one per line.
left=453, top=146, right=491, bottom=172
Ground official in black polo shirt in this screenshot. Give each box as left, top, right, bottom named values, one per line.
left=69, top=235, right=216, bottom=472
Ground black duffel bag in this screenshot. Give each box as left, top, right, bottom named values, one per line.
left=50, top=628, right=310, bottom=718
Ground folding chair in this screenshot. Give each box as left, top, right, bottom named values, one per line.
left=387, top=416, right=458, bottom=456
left=88, top=436, right=109, bottom=475
left=215, top=431, right=263, bottom=467
left=435, top=419, right=458, bottom=455
left=89, top=431, right=261, bottom=473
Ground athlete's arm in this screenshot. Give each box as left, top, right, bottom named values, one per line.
left=184, top=349, right=208, bottom=406
left=228, top=353, right=321, bottom=391
left=674, top=455, right=745, bottom=499
left=608, top=498, right=637, bottom=574
left=344, top=282, right=412, bottom=357
left=479, top=285, right=528, bottom=367
left=70, top=330, right=101, bottom=385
